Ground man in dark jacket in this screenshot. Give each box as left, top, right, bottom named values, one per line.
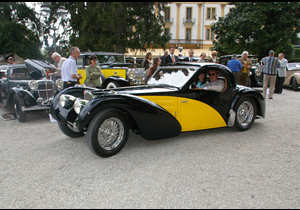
left=182, top=49, right=197, bottom=62
left=161, top=46, right=179, bottom=66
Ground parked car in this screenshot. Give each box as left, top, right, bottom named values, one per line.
left=50, top=62, right=265, bottom=158
left=0, top=60, right=63, bottom=122
left=219, top=54, right=262, bottom=87
left=76, top=52, right=126, bottom=85
left=283, top=63, right=300, bottom=91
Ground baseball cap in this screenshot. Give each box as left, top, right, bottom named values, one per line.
left=8, top=56, right=13, bottom=60
left=232, top=54, right=237, bottom=58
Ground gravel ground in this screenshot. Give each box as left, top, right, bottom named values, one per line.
left=0, top=87, right=299, bottom=208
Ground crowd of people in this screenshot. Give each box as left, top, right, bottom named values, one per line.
left=48, top=46, right=287, bottom=98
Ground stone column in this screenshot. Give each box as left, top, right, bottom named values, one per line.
left=197, top=3, right=203, bottom=40
left=176, top=3, right=181, bottom=40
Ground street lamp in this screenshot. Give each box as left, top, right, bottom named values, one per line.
left=40, top=3, right=68, bottom=52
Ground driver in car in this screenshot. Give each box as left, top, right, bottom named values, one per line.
left=201, top=70, right=225, bottom=92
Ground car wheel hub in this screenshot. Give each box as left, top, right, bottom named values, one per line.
left=98, top=117, right=124, bottom=150
left=237, top=101, right=254, bottom=127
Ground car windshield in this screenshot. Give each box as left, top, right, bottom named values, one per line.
left=147, top=68, right=196, bottom=88
left=9, top=67, right=31, bottom=80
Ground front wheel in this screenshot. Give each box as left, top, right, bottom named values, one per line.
left=233, top=97, right=257, bottom=131
left=14, top=94, right=26, bottom=122
left=292, top=77, right=299, bottom=91
left=87, top=109, right=129, bottom=158
left=58, top=122, right=85, bottom=138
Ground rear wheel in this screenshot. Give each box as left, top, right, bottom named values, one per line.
left=14, top=94, right=26, bottom=122
left=233, top=97, right=256, bottom=131
left=292, top=77, right=299, bottom=91
left=106, top=81, right=120, bottom=89
left=87, top=109, right=129, bottom=157
left=58, top=122, right=85, bottom=138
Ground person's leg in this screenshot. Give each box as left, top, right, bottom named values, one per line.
left=278, top=77, right=285, bottom=93
left=269, top=75, right=277, bottom=98
left=274, top=75, right=280, bottom=93
left=263, top=74, right=270, bottom=99
left=233, top=72, right=239, bottom=85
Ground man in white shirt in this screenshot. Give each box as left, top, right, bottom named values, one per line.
left=183, top=49, right=197, bottom=62
left=61, top=46, right=82, bottom=89
left=202, top=70, right=225, bottom=92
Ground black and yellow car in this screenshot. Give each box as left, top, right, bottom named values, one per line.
left=50, top=62, right=265, bottom=157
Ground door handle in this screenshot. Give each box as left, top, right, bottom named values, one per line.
left=181, top=100, right=188, bottom=103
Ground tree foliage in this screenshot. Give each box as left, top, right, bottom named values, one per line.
left=210, top=2, right=300, bottom=60
left=0, top=2, right=43, bottom=59
left=46, top=2, right=170, bottom=54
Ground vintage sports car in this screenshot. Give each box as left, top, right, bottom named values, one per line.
left=50, top=62, right=265, bottom=158
left=0, top=60, right=63, bottom=122
left=283, top=62, right=300, bottom=91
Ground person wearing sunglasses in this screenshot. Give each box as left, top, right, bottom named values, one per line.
left=202, top=70, right=225, bottom=92
left=207, top=51, right=217, bottom=63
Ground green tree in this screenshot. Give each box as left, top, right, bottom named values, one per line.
left=46, top=2, right=170, bottom=54
left=0, top=2, right=43, bottom=59
left=210, top=2, right=300, bottom=60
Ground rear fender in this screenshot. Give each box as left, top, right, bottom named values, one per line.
left=76, top=94, right=182, bottom=140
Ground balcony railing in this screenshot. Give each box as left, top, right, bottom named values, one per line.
left=167, top=39, right=203, bottom=47
left=164, top=17, right=174, bottom=24
left=183, top=18, right=195, bottom=25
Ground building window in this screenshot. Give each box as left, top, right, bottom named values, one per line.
left=229, top=8, right=234, bottom=13
left=186, top=28, right=191, bottom=40
left=207, top=7, right=216, bottom=20
left=205, top=27, right=214, bottom=40
left=164, top=28, right=170, bottom=36
left=186, top=7, right=192, bottom=21
left=164, top=7, right=170, bottom=22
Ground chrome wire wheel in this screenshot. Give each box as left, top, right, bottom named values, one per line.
left=236, top=101, right=254, bottom=127
left=98, top=117, right=124, bottom=150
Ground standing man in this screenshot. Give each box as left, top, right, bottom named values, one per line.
left=198, top=52, right=206, bottom=62
left=261, top=50, right=281, bottom=99
left=161, top=46, right=178, bottom=66
left=238, top=51, right=252, bottom=86
left=183, top=49, right=197, bottom=62
left=8, top=56, right=14, bottom=65
left=207, top=51, right=217, bottom=63
left=61, top=46, right=82, bottom=89
left=227, top=54, right=242, bottom=85
left=274, top=53, right=288, bottom=94
left=51, top=52, right=66, bottom=78
left=160, top=50, right=168, bottom=66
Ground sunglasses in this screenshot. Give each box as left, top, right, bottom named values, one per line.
left=208, top=73, right=217, bottom=76
left=212, top=54, right=216, bottom=56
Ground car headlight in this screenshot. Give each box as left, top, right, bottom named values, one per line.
left=28, top=80, right=39, bottom=90
left=56, top=79, right=64, bottom=89
left=144, top=69, right=150, bottom=78
left=128, top=70, right=136, bottom=79
left=59, top=94, right=76, bottom=107
left=255, top=69, right=261, bottom=76
left=74, top=99, right=89, bottom=114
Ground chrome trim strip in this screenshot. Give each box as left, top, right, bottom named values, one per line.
left=21, top=105, right=50, bottom=111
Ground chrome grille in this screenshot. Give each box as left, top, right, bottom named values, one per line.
left=37, top=80, right=54, bottom=100
left=130, top=68, right=145, bottom=79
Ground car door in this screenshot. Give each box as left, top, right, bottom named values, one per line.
left=178, top=67, right=233, bottom=132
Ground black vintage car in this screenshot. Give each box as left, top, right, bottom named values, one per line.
left=50, top=62, right=265, bottom=158
left=0, top=60, right=63, bottom=122
left=219, top=54, right=263, bottom=87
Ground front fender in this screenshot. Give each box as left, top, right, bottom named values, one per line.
left=102, top=76, right=130, bottom=88
left=11, top=87, right=38, bottom=106
left=76, top=93, right=182, bottom=140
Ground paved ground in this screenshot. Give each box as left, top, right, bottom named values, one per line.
left=0, top=87, right=299, bottom=208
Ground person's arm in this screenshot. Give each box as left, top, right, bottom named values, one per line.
left=71, top=62, right=82, bottom=79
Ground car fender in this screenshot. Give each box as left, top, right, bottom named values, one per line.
left=102, top=76, right=130, bottom=88
left=230, top=87, right=265, bottom=121
left=76, top=93, right=182, bottom=140
left=10, top=87, right=38, bottom=106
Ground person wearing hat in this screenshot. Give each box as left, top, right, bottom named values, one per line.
left=8, top=56, right=14, bottom=65
left=227, top=54, right=242, bottom=85
left=261, top=50, right=281, bottom=99
left=207, top=51, right=217, bottom=63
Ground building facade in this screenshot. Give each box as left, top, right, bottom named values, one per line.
left=126, top=2, right=235, bottom=59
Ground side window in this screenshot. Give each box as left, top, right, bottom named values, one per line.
left=77, top=55, right=84, bottom=68
left=10, top=68, right=29, bottom=79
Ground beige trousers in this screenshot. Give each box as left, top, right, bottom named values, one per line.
left=263, top=74, right=277, bottom=98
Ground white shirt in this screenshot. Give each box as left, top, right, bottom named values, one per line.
left=61, top=56, right=78, bottom=82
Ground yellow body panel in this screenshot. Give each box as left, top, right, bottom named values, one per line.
left=77, top=68, right=127, bottom=85
left=140, top=96, right=227, bottom=132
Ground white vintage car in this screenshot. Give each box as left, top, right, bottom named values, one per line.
left=284, top=63, right=300, bottom=91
